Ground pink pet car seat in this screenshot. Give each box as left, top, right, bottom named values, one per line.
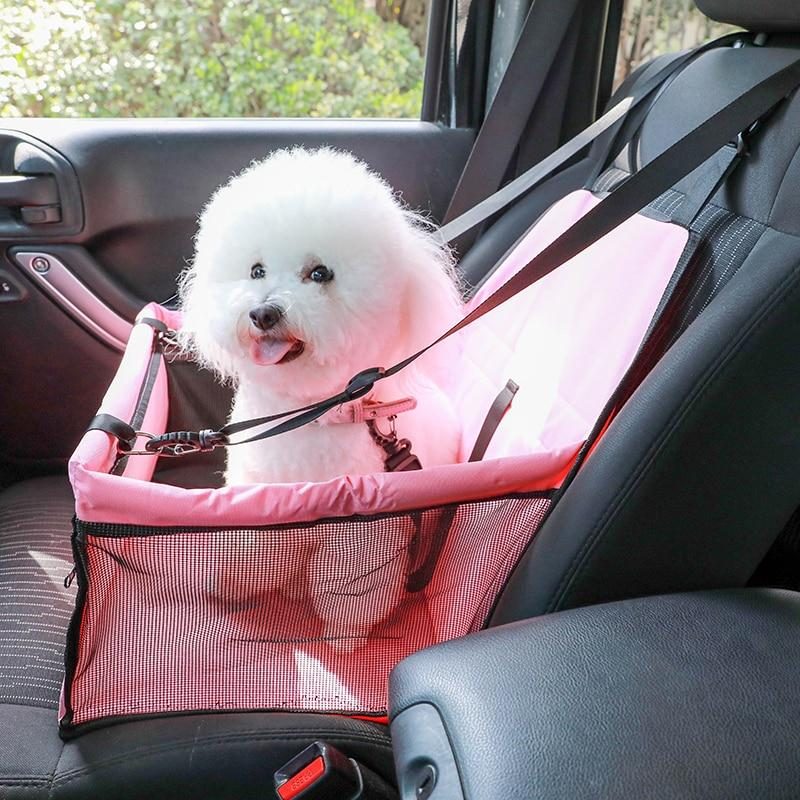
left=60, top=49, right=799, bottom=734
left=62, top=191, right=687, bottom=733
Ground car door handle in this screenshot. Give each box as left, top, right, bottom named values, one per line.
left=0, top=131, right=80, bottom=233
left=0, top=174, right=58, bottom=206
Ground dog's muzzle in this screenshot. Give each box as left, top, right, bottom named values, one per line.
left=246, top=303, right=305, bottom=366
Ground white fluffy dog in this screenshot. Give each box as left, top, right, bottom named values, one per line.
left=179, top=147, right=463, bottom=649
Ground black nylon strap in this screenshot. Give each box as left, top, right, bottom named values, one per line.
left=220, top=367, right=380, bottom=438
left=672, top=142, right=741, bottom=228
left=584, top=51, right=689, bottom=188
left=442, top=0, right=583, bottom=232
left=439, top=33, right=746, bottom=245
left=86, top=413, right=137, bottom=452
left=142, top=54, right=800, bottom=455
left=469, top=379, right=519, bottom=462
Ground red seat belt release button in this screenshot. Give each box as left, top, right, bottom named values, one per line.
left=276, top=756, right=325, bottom=799
left=274, top=741, right=363, bottom=799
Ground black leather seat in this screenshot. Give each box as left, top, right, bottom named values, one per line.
left=4, top=1, right=800, bottom=796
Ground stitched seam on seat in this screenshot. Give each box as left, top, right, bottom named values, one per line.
left=677, top=211, right=741, bottom=318
left=672, top=215, right=767, bottom=338
left=545, top=259, right=800, bottom=612
left=52, top=731, right=392, bottom=786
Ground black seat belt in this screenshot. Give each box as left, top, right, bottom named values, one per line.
left=439, top=32, right=744, bottom=246
left=95, top=55, right=800, bottom=458
left=442, top=0, right=583, bottom=237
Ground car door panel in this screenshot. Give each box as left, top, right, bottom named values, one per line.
left=0, top=120, right=474, bottom=477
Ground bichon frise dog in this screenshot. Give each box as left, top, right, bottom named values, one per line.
left=178, top=147, right=463, bottom=649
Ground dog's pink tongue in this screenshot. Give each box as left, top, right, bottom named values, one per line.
left=250, top=337, right=296, bottom=366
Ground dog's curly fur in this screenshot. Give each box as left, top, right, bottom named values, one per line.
left=178, top=147, right=463, bottom=649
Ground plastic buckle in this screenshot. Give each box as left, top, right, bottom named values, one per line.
left=274, top=742, right=362, bottom=800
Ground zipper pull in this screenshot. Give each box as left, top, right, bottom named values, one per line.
left=64, top=566, right=77, bottom=589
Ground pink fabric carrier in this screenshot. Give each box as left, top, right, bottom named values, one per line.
left=62, top=190, right=689, bottom=735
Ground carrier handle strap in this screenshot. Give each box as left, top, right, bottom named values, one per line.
left=142, top=54, right=800, bottom=455
left=438, top=31, right=745, bottom=246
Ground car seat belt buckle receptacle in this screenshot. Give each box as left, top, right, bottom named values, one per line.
left=274, top=741, right=363, bottom=800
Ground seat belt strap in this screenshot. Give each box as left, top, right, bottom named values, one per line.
left=442, top=0, right=583, bottom=232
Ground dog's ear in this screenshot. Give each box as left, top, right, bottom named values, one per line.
left=176, top=260, right=239, bottom=384
left=175, top=182, right=246, bottom=383
left=395, top=213, right=464, bottom=367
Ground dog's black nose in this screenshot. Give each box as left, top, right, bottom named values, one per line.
left=249, top=304, right=283, bottom=331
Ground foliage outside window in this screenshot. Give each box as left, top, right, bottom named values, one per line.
left=2, top=1, right=743, bottom=119
left=1, top=0, right=430, bottom=117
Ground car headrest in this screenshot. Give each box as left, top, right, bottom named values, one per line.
left=696, top=0, right=800, bottom=32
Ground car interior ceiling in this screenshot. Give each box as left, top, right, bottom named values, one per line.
left=1, top=0, right=800, bottom=798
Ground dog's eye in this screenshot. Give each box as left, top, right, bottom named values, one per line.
left=250, top=263, right=266, bottom=280
left=309, top=265, right=333, bottom=284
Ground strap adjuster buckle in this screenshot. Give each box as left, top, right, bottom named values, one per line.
left=344, top=367, right=385, bottom=402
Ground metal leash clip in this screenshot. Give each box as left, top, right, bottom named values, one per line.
left=142, top=429, right=228, bottom=457
left=366, top=415, right=423, bottom=472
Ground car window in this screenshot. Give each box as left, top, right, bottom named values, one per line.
left=614, top=0, right=739, bottom=89
left=1, top=0, right=432, bottom=118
